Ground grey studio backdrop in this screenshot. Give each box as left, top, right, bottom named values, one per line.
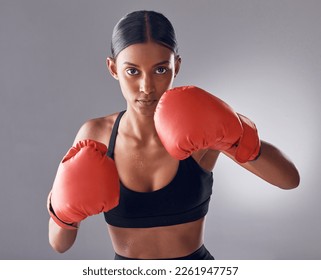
left=1, top=0, right=320, bottom=260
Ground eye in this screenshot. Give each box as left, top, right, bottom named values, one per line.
left=155, top=66, right=168, bottom=74
left=126, top=68, right=139, bottom=76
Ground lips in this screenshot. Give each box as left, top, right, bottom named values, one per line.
left=137, top=99, right=157, bottom=106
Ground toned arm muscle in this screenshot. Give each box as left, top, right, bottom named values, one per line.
left=223, top=140, right=300, bottom=189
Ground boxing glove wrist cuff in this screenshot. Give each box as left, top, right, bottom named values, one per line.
left=250, top=145, right=261, bottom=161
left=47, top=193, right=78, bottom=230
left=229, top=114, right=261, bottom=163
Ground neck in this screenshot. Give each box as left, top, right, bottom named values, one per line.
left=122, top=108, right=160, bottom=142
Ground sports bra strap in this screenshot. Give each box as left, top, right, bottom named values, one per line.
left=107, top=110, right=126, bottom=159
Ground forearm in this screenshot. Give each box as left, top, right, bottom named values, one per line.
left=239, top=140, right=300, bottom=189
left=48, top=218, right=78, bottom=253
left=224, top=140, right=300, bottom=189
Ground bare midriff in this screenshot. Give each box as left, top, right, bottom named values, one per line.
left=108, top=217, right=205, bottom=259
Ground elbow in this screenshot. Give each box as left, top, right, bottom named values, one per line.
left=49, top=239, right=70, bottom=254
left=51, top=245, right=67, bottom=254
left=48, top=218, right=76, bottom=254
left=279, top=169, right=301, bottom=190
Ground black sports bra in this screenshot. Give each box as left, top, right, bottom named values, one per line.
left=104, top=111, right=214, bottom=228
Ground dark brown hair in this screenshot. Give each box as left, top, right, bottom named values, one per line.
left=111, top=10, right=178, bottom=58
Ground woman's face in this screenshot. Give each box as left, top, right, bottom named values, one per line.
left=107, top=41, right=181, bottom=116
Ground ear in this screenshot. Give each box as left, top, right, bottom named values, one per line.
left=106, top=57, right=119, bottom=80
left=174, top=55, right=182, bottom=78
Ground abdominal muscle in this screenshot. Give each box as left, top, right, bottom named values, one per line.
left=107, top=217, right=205, bottom=259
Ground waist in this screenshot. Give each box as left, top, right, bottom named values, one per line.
left=108, top=218, right=205, bottom=259
left=115, top=245, right=214, bottom=260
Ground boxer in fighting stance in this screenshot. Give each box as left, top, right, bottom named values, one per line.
left=47, top=10, right=300, bottom=260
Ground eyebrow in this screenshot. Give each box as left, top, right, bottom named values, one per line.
left=123, top=60, right=171, bottom=67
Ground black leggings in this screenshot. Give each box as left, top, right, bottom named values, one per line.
left=114, top=244, right=214, bottom=260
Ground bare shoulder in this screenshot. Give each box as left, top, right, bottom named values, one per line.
left=73, top=112, right=120, bottom=146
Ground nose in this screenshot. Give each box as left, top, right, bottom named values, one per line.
left=139, top=74, right=155, bottom=95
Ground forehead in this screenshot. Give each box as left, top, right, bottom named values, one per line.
left=116, top=42, right=175, bottom=66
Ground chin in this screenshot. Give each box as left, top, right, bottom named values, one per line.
left=139, top=109, right=156, bottom=117
left=135, top=102, right=157, bottom=116
left=135, top=107, right=156, bottom=118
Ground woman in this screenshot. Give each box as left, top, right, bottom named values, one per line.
left=47, top=10, right=300, bottom=260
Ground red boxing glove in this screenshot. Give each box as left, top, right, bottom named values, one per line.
left=47, top=140, right=120, bottom=229
left=227, top=113, right=261, bottom=162
left=154, top=86, right=260, bottom=163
